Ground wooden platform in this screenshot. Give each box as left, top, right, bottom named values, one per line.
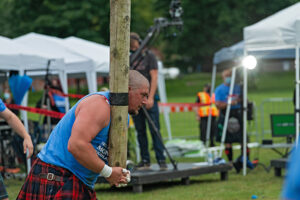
left=98, top=162, right=232, bottom=193
left=270, top=158, right=288, bottom=177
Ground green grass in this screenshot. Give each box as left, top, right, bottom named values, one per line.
left=5, top=153, right=285, bottom=200
left=5, top=71, right=294, bottom=199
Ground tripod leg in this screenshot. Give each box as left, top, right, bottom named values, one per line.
left=141, top=107, right=177, bottom=170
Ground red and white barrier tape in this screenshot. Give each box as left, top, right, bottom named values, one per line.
left=5, top=102, right=211, bottom=119
left=158, top=103, right=211, bottom=113
left=6, top=104, right=64, bottom=119
left=49, top=89, right=85, bottom=99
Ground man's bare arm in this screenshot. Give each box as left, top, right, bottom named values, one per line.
left=68, top=95, right=127, bottom=186
left=0, top=109, right=33, bottom=157
left=68, top=95, right=110, bottom=173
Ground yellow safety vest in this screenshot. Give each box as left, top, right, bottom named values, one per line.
left=197, top=92, right=219, bottom=117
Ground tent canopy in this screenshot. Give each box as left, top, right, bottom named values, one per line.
left=13, top=33, right=94, bottom=73
left=13, top=32, right=98, bottom=93
left=244, top=2, right=300, bottom=51
left=62, top=36, right=110, bottom=74
left=213, top=41, right=244, bottom=65
left=213, top=41, right=295, bottom=65
left=0, top=36, right=63, bottom=71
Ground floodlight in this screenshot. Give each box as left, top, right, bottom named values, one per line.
left=242, top=55, right=257, bottom=70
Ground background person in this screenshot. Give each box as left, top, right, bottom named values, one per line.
left=130, top=32, right=167, bottom=170
left=17, top=70, right=148, bottom=200
left=3, top=87, right=19, bottom=116
left=0, top=98, right=33, bottom=200
left=196, top=84, right=219, bottom=147
left=215, top=69, right=251, bottom=172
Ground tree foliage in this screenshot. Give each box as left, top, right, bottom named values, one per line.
left=0, top=0, right=299, bottom=71
left=161, top=0, right=300, bottom=71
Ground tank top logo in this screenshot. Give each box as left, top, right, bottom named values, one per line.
left=96, top=142, right=108, bottom=163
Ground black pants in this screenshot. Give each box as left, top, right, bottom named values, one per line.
left=217, top=109, right=243, bottom=143
left=132, top=100, right=165, bottom=163
left=199, top=117, right=217, bottom=147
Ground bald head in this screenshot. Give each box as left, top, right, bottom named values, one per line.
left=129, top=70, right=149, bottom=90
left=128, top=70, right=149, bottom=115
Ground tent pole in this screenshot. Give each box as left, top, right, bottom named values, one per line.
left=205, top=64, right=217, bottom=148
left=86, top=70, right=97, bottom=93
left=296, top=45, right=299, bottom=146
left=243, top=51, right=248, bottom=176
left=219, top=67, right=236, bottom=157
left=58, top=70, right=69, bottom=112
left=19, top=69, right=31, bottom=174
left=157, top=61, right=172, bottom=140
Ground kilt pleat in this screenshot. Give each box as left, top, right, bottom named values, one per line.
left=17, top=158, right=96, bottom=200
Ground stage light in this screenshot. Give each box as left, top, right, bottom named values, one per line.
left=242, top=55, right=257, bottom=70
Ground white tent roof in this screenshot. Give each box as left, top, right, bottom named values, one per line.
left=62, top=36, right=110, bottom=74
left=244, top=2, right=300, bottom=51
left=13, top=33, right=94, bottom=73
left=213, top=41, right=296, bottom=65
left=0, top=36, right=63, bottom=71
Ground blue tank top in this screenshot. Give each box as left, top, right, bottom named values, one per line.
left=0, top=98, right=6, bottom=112
left=38, top=91, right=110, bottom=189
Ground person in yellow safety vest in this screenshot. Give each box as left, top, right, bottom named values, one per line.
left=196, top=84, right=219, bottom=147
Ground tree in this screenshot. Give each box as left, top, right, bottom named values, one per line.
left=0, top=0, right=161, bottom=44
left=1, top=0, right=299, bottom=72
left=158, top=0, right=300, bottom=72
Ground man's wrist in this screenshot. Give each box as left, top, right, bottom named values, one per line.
left=23, top=134, right=31, bottom=140
left=100, top=164, right=112, bottom=178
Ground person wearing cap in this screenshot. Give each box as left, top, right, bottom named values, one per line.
left=17, top=70, right=149, bottom=200
left=0, top=98, right=33, bottom=200
left=130, top=32, right=167, bottom=170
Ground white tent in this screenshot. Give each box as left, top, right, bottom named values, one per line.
left=62, top=36, right=110, bottom=74
left=0, top=36, right=63, bottom=71
left=0, top=35, right=67, bottom=126
left=244, top=2, right=300, bottom=51
left=242, top=2, right=300, bottom=175
left=0, top=35, right=67, bottom=174
left=213, top=41, right=295, bottom=66
left=13, top=33, right=97, bottom=93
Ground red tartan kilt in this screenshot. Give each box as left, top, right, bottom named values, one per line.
left=16, top=158, right=97, bottom=200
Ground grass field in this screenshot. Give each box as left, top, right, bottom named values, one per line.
left=5, top=70, right=294, bottom=199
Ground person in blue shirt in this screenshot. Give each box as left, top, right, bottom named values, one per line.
left=215, top=69, right=247, bottom=169
left=17, top=70, right=149, bottom=200
left=0, top=98, right=33, bottom=200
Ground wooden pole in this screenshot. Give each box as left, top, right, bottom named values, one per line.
left=108, top=0, right=131, bottom=168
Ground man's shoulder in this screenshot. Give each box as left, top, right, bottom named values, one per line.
left=78, top=95, right=110, bottom=112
